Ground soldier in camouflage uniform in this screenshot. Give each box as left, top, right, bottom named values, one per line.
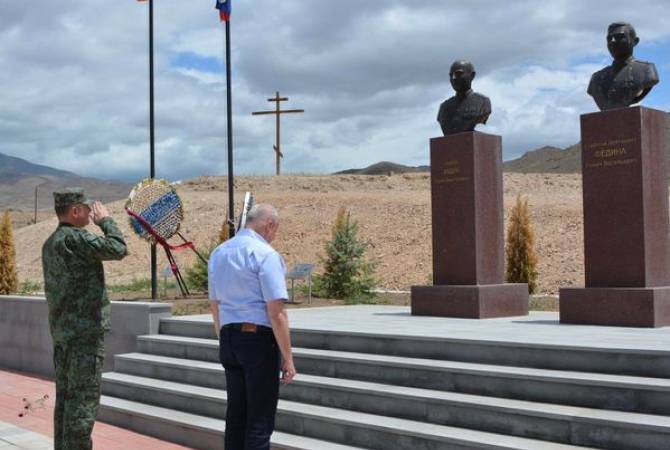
left=42, top=188, right=128, bottom=450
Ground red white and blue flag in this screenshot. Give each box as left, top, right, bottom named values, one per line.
left=216, top=0, right=231, bottom=22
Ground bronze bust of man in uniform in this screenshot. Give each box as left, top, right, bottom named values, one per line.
left=437, top=60, right=491, bottom=136
left=587, top=22, right=659, bottom=111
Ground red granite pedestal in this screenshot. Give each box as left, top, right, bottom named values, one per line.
left=411, top=132, right=528, bottom=318
left=560, top=106, right=670, bottom=327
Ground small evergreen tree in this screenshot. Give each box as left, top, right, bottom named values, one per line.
left=0, top=211, right=19, bottom=295
left=186, top=216, right=231, bottom=293
left=185, top=244, right=216, bottom=293
left=317, top=207, right=376, bottom=300
left=505, top=195, right=538, bottom=294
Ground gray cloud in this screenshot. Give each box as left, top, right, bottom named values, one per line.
left=0, top=0, right=669, bottom=181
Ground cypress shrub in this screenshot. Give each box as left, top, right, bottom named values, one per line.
left=0, top=211, right=19, bottom=294
left=505, top=196, right=538, bottom=294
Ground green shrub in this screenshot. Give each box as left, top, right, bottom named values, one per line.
left=185, top=216, right=231, bottom=294
left=185, top=243, right=216, bottom=293
left=316, top=208, right=376, bottom=301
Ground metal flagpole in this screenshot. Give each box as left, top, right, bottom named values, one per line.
left=225, top=18, right=235, bottom=238
left=149, top=0, right=157, bottom=300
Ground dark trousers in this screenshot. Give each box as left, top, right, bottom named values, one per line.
left=219, top=325, right=281, bottom=450
left=53, top=335, right=105, bottom=450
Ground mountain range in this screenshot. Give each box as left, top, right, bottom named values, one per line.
left=3, top=113, right=670, bottom=210
left=340, top=113, right=670, bottom=175
left=0, top=152, right=132, bottom=210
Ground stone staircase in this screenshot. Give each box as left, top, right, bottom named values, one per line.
left=98, top=315, right=670, bottom=449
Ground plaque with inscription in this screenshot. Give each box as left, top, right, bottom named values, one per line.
left=560, top=106, right=670, bottom=327
left=432, top=159, right=472, bottom=186
left=412, top=131, right=528, bottom=319
left=579, top=107, right=668, bottom=288
left=287, top=263, right=315, bottom=280
left=582, top=137, right=639, bottom=171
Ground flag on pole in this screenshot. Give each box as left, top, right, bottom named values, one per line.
left=216, top=0, right=231, bottom=22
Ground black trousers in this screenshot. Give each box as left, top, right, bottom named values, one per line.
left=219, top=325, right=281, bottom=450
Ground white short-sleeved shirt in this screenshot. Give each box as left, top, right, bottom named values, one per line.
left=208, top=228, right=288, bottom=327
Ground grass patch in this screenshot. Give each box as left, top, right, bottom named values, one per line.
left=108, top=278, right=152, bottom=293
left=529, top=295, right=559, bottom=311
left=172, top=300, right=211, bottom=316
left=107, top=277, right=180, bottom=301
left=17, top=280, right=42, bottom=295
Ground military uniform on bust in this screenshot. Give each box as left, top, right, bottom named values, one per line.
left=42, top=188, right=127, bottom=450
left=587, top=22, right=659, bottom=111
left=438, top=90, right=492, bottom=136
left=588, top=57, right=659, bottom=111
left=437, top=60, right=491, bottom=136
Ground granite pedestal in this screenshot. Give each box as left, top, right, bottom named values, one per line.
left=411, top=132, right=528, bottom=318
left=560, top=106, right=670, bottom=327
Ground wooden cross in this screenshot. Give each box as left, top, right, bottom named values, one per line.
left=252, top=91, right=304, bottom=175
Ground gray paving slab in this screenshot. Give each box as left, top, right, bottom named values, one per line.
left=99, top=396, right=366, bottom=450
left=174, top=307, right=670, bottom=352
left=0, top=421, right=51, bottom=450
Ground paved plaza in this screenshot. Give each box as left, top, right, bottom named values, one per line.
left=0, top=370, right=191, bottom=450
left=179, top=306, right=670, bottom=352
left=3, top=306, right=670, bottom=449
left=0, top=421, right=51, bottom=450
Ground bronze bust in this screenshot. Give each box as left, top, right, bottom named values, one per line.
left=587, top=22, right=659, bottom=111
left=437, top=61, right=491, bottom=136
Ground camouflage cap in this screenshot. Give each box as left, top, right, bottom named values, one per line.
left=53, top=188, right=93, bottom=209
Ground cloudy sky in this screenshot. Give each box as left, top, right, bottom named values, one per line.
left=0, top=1, right=669, bottom=181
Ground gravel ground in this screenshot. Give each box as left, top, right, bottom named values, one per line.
left=15, top=173, right=585, bottom=295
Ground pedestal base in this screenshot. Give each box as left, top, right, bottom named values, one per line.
left=560, top=287, right=670, bottom=327
left=580, top=106, right=670, bottom=287
left=430, top=132, right=504, bottom=285
left=411, top=284, right=528, bottom=318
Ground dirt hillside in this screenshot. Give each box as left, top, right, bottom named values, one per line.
left=14, top=173, right=584, bottom=295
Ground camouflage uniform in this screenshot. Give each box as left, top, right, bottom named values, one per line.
left=42, top=188, right=127, bottom=450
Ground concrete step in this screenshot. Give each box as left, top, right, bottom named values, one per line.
left=108, top=353, right=670, bottom=450
left=159, top=317, right=670, bottom=378
left=98, top=396, right=363, bottom=450
left=136, top=334, right=670, bottom=415
left=100, top=373, right=596, bottom=450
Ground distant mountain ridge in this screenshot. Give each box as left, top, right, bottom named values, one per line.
left=0, top=152, right=79, bottom=181
left=336, top=114, right=670, bottom=176
left=0, top=151, right=132, bottom=210
left=335, top=161, right=430, bottom=175
left=502, top=144, right=583, bottom=174
left=504, top=112, right=670, bottom=173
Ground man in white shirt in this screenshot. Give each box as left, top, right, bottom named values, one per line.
left=208, top=203, right=296, bottom=450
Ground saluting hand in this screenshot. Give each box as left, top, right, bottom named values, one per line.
left=91, top=201, right=111, bottom=225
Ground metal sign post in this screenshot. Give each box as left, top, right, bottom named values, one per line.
left=286, top=263, right=315, bottom=304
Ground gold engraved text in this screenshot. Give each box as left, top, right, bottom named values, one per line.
left=603, top=158, right=636, bottom=167
left=433, top=160, right=469, bottom=184
left=587, top=137, right=636, bottom=150
left=594, top=147, right=626, bottom=158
